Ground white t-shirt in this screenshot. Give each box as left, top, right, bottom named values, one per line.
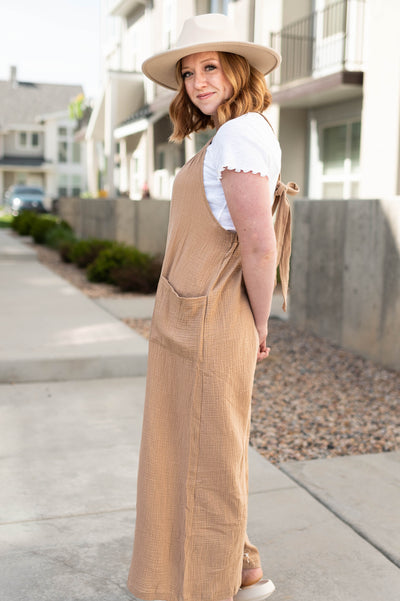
left=203, top=112, right=281, bottom=231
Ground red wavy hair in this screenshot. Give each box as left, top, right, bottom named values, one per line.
left=169, top=52, right=272, bottom=142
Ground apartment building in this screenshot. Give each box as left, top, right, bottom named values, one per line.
left=87, top=0, right=400, bottom=201
left=0, top=67, right=87, bottom=206
left=271, top=0, right=400, bottom=201
left=86, top=0, right=281, bottom=199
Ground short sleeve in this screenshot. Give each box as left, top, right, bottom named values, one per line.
left=210, top=113, right=281, bottom=181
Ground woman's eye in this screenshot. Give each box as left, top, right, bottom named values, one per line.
left=205, top=64, right=216, bottom=71
left=182, top=71, right=192, bottom=79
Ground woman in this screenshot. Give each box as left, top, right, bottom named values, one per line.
left=127, top=13, right=295, bottom=601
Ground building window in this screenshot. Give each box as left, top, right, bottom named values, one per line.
left=322, top=124, right=346, bottom=175
left=320, top=120, right=361, bottom=199
left=58, top=127, right=68, bottom=136
left=72, top=142, right=81, bottom=164
left=17, top=131, right=41, bottom=149
left=196, top=0, right=229, bottom=15
left=58, top=175, right=82, bottom=197
left=72, top=175, right=81, bottom=197
left=58, top=141, right=68, bottom=163
left=58, top=175, right=68, bottom=197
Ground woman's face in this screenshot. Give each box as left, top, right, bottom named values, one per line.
left=181, top=51, right=233, bottom=123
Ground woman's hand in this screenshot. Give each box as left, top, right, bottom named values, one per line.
left=257, top=327, right=270, bottom=362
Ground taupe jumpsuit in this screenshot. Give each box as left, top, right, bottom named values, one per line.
left=128, top=140, right=266, bottom=601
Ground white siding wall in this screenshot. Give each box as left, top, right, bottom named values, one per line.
left=4, top=130, right=44, bottom=157
left=359, top=0, right=400, bottom=198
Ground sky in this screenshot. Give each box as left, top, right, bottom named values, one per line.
left=0, top=0, right=102, bottom=100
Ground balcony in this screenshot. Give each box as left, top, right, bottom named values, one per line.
left=270, top=0, right=366, bottom=104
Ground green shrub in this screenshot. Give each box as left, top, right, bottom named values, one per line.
left=30, top=215, right=59, bottom=244
left=59, top=219, right=73, bottom=231
left=44, top=224, right=77, bottom=250
left=12, top=211, right=40, bottom=236
left=70, top=238, right=114, bottom=268
left=59, top=239, right=77, bottom=263
left=111, top=257, right=162, bottom=293
left=87, top=244, right=152, bottom=284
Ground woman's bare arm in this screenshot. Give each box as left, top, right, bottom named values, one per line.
left=221, top=169, right=277, bottom=362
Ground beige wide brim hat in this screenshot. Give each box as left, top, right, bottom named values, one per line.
left=142, top=13, right=281, bottom=91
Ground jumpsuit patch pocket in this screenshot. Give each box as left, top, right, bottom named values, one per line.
left=151, top=275, right=207, bottom=362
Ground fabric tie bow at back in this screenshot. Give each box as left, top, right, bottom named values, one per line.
left=272, top=179, right=299, bottom=311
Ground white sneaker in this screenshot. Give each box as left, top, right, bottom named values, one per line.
left=234, top=578, right=276, bottom=601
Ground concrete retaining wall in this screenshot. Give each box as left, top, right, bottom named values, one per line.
left=58, top=195, right=400, bottom=371
left=290, top=198, right=400, bottom=371
left=58, top=196, right=170, bottom=257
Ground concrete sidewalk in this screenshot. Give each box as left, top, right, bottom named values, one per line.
left=0, top=230, right=148, bottom=383
left=0, top=228, right=399, bottom=601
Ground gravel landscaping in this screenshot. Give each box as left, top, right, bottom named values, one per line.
left=33, top=241, right=400, bottom=465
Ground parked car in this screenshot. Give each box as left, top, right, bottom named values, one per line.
left=4, top=185, right=47, bottom=216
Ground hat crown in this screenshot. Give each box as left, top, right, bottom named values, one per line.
left=176, top=13, right=243, bottom=49
left=142, top=13, right=281, bottom=90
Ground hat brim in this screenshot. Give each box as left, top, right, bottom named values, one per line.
left=142, top=41, right=281, bottom=91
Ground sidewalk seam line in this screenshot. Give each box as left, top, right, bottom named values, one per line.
left=249, top=485, right=297, bottom=496
left=279, top=465, right=400, bottom=570
left=0, top=506, right=136, bottom=527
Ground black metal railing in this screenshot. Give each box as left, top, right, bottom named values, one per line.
left=270, top=0, right=365, bottom=86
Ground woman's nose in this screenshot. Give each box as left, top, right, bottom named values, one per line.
left=193, top=72, right=207, bottom=88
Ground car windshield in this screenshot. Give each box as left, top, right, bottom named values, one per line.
left=14, top=187, right=43, bottom=195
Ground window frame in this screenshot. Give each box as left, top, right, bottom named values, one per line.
left=58, top=174, right=81, bottom=198
left=58, top=141, right=68, bottom=164
left=72, top=142, right=81, bottom=164
left=318, top=118, right=361, bottom=199
left=16, top=131, right=40, bottom=150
